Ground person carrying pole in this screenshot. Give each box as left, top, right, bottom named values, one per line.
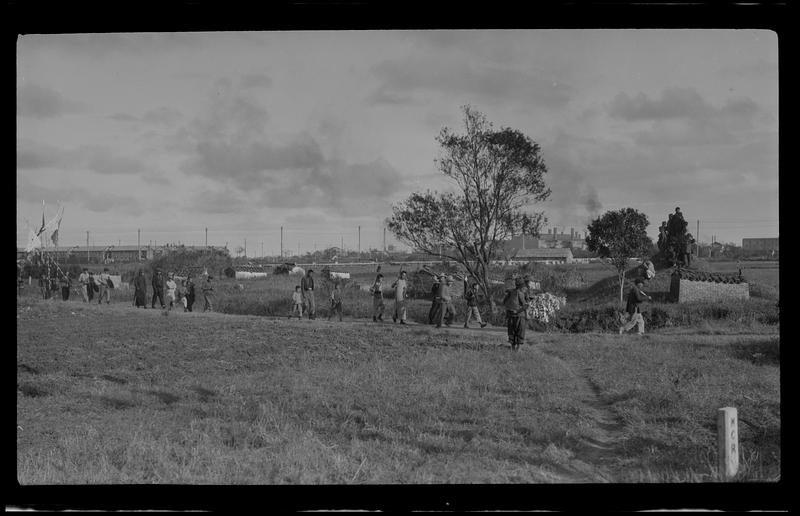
left=370, top=274, right=385, bottom=322
left=463, top=282, right=487, bottom=328
left=436, top=276, right=456, bottom=328
left=151, top=269, right=166, bottom=309
left=78, top=268, right=90, bottom=302
left=133, top=269, right=148, bottom=308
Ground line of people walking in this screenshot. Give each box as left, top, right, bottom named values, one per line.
left=132, top=268, right=215, bottom=312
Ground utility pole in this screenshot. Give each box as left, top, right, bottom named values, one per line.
left=137, top=228, right=141, bottom=261
left=696, top=220, right=700, bottom=256
left=341, top=235, right=344, bottom=253
left=358, top=226, right=361, bottom=259
left=86, top=231, right=90, bottom=263
left=261, top=241, right=264, bottom=258
left=383, top=227, right=386, bottom=252
left=205, top=227, right=208, bottom=247
left=280, top=226, right=284, bottom=259
left=244, top=238, right=247, bottom=258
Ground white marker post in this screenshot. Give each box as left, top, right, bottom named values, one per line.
left=717, top=407, right=739, bottom=480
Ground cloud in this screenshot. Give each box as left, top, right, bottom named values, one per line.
left=18, top=179, right=142, bottom=214
left=608, top=87, right=759, bottom=123
left=17, top=83, right=87, bottom=118
left=186, top=189, right=247, bottom=214
left=18, top=140, right=147, bottom=175
left=240, top=73, right=273, bottom=89
left=20, top=33, right=208, bottom=59
left=108, top=107, right=183, bottom=126
left=369, top=57, right=572, bottom=108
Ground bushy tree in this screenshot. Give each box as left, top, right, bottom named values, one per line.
left=388, top=105, right=550, bottom=312
left=585, top=208, right=653, bottom=305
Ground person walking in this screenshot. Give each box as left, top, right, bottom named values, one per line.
left=133, top=269, right=148, bottom=308
left=503, top=277, right=529, bottom=351
left=391, top=271, right=409, bottom=324
left=98, top=268, right=112, bottom=304
left=151, top=269, right=166, bottom=309
left=428, top=275, right=442, bottom=324
left=370, top=274, right=385, bottom=322
left=301, top=269, right=316, bottom=319
left=436, top=276, right=456, bottom=328
left=328, top=283, right=343, bottom=322
left=463, top=282, right=487, bottom=328
left=619, top=278, right=652, bottom=335
left=185, top=274, right=196, bottom=312
left=78, top=268, right=90, bottom=302
left=60, top=272, right=71, bottom=301
left=202, top=275, right=214, bottom=312
left=165, top=272, right=178, bottom=310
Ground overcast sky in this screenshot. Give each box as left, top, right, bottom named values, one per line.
left=17, top=30, right=778, bottom=254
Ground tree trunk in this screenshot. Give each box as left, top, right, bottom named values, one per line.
left=618, top=270, right=625, bottom=307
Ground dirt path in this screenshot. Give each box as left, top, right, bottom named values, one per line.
left=535, top=349, right=628, bottom=483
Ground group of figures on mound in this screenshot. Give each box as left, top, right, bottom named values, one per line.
left=657, top=206, right=696, bottom=267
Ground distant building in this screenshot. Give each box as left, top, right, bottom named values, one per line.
left=507, top=247, right=574, bottom=264
left=742, top=237, right=778, bottom=256
left=505, top=227, right=587, bottom=251
left=17, top=245, right=223, bottom=263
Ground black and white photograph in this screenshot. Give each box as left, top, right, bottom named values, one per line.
left=14, top=10, right=784, bottom=511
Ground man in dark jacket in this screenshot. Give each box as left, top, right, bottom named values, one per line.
left=133, top=269, right=148, bottom=308
left=503, top=278, right=529, bottom=351
left=619, top=278, right=652, bottom=335
left=300, top=269, right=316, bottom=319
left=428, top=275, right=441, bottom=324
left=151, top=269, right=166, bottom=309
left=185, top=274, right=196, bottom=312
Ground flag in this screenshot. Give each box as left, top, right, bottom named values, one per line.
left=38, top=200, right=46, bottom=235
left=25, top=228, right=41, bottom=253
left=41, top=205, right=64, bottom=235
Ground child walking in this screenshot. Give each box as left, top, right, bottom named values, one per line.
left=289, top=285, right=304, bottom=319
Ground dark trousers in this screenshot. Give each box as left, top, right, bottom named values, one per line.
left=436, top=300, right=455, bottom=328
left=328, top=301, right=343, bottom=321
left=61, top=286, right=70, bottom=301
left=134, top=290, right=146, bottom=307
left=87, top=285, right=95, bottom=302
left=186, top=294, right=195, bottom=312
left=507, top=312, right=526, bottom=349
left=152, top=289, right=165, bottom=308
left=429, top=298, right=442, bottom=324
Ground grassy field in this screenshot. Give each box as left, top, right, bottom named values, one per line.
left=17, top=296, right=779, bottom=484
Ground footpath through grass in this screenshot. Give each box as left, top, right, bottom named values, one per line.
left=17, top=297, right=779, bottom=483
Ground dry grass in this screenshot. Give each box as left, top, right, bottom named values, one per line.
left=17, top=297, right=779, bottom=484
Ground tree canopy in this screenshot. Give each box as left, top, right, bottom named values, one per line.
left=585, top=208, right=653, bottom=304
left=387, top=105, right=550, bottom=310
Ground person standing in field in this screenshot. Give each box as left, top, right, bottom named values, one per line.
left=619, top=278, right=652, bottom=335
left=428, top=275, right=442, bottom=324
left=165, top=272, right=178, bottom=310
left=151, top=269, right=166, bottom=309
left=436, top=276, right=456, bottom=328
left=289, top=285, right=304, bottom=319
left=178, top=279, right=188, bottom=312
left=463, top=282, right=487, bottom=328
left=185, top=274, right=196, bottom=312
left=78, top=268, right=90, bottom=302
left=370, top=274, right=385, bottom=322
left=301, top=269, right=316, bottom=319
left=98, top=268, right=112, bottom=304
left=391, top=270, right=408, bottom=324
left=503, top=277, right=529, bottom=351
left=202, top=275, right=214, bottom=312
left=87, top=271, right=98, bottom=302
left=328, top=282, right=343, bottom=322
left=133, top=269, right=148, bottom=308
